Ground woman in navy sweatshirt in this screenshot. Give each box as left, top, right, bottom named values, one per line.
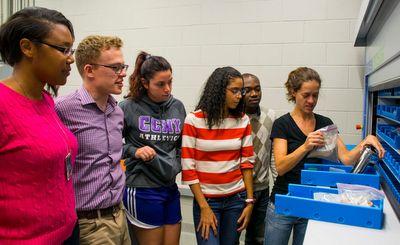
left=119, top=51, right=186, bottom=245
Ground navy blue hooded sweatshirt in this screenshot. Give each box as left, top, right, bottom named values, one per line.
left=119, top=95, right=186, bottom=188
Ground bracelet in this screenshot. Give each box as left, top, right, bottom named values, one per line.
left=245, top=198, right=256, bottom=204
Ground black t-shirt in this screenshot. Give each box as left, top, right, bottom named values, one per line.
left=270, top=112, right=334, bottom=203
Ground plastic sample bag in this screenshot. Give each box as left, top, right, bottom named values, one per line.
left=308, top=124, right=339, bottom=162
left=337, top=183, right=385, bottom=202
left=313, top=183, right=385, bottom=207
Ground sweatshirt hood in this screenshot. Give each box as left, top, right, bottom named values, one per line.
left=141, top=95, right=175, bottom=114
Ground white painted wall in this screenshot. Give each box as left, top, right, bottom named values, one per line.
left=35, top=0, right=365, bottom=144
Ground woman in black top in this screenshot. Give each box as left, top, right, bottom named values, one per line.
left=264, top=67, right=385, bottom=245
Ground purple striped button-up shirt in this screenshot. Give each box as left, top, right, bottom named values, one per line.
left=55, top=86, right=125, bottom=211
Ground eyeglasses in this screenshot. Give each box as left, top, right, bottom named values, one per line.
left=91, top=63, right=129, bottom=75
left=227, top=87, right=246, bottom=96
left=32, top=40, right=75, bottom=57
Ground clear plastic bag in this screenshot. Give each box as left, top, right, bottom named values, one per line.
left=313, top=192, right=343, bottom=203
left=337, top=183, right=385, bottom=202
left=313, top=183, right=385, bottom=207
left=308, top=124, right=339, bottom=162
left=313, top=192, right=373, bottom=206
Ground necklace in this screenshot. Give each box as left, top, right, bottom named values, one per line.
left=13, top=78, right=73, bottom=181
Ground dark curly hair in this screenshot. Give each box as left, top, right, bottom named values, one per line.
left=126, top=51, right=172, bottom=101
left=196, top=66, right=244, bottom=129
left=285, top=67, right=321, bottom=103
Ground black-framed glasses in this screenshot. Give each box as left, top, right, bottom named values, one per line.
left=32, top=40, right=75, bottom=56
left=227, top=87, right=246, bottom=96
left=91, top=63, right=129, bottom=75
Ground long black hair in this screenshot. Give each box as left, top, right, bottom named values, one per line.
left=126, top=51, right=172, bottom=101
left=196, top=66, right=244, bottom=129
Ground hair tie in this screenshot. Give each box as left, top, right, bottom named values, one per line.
left=145, top=54, right=152, bottom=60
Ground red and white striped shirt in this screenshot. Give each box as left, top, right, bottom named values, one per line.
left=181, top=110, right=255, bottom=197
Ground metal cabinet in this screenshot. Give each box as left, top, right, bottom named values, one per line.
left=355, top=0, right=400, bottom=219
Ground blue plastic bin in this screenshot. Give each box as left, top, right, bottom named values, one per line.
left=377, top=162, right=400, bottom=204
left=377, top=124, right=400, bottom=149
left=378, top=105, right=400, bottom=121
left=275, top=184, right=384, bottom=229
left=394, top=87, right=400, bottom=96
left=378, top=89, right=393, bottom=96
left=381, top=142, right=400, bottom=181
left=301, top=164, right=380, bottom=189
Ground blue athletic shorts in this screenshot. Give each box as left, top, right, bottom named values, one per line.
left=123, top=184, right=182, bottom=228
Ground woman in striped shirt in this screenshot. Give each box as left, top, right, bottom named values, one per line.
left=181, top=67, right=255, bottom=245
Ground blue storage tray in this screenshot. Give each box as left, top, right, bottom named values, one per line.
left=378, top=89, right=393, bottom=96
left=377, top=161, right=400, bottom=204
left=275, top=184, right=384, bottom=229
left=377, top=105, right=400, bottom=121
left=301, top=164, right=380, bottom=189
left=381, top=143, right=400, bottom=182
left=377, top=124, right=400, bottom=149
left=394, top=87, right=400, bottom=96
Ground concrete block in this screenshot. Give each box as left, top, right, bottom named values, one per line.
left=201, top=45, right=240, bottom=65
left=220, top=23, right=263, bottom=44
left=182, top=25, right=220, bottom=45
left=165, top=46, right=202, bottom=66
left=327, top=0, right=363, bottom=19
left=239, top=45, right=282, bottom=65
left=283, top=0, right=328, bottom=20
left=312, top=66, right=348, bottom=88
left=348, top=66, right=364, bottom=89
left=327, top=43, right=365, bottom=65
left=283, top=44, right=326, bottom=65
left=201, top=0, right=282, bottom=24
left=262, top=22, right=304, bottom=43
left=324, top=89, right=363, bottom=111
left=304, top=20, right=350, bottom=42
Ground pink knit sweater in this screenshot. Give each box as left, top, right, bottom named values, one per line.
left=0, top=83, right=78, bottom=244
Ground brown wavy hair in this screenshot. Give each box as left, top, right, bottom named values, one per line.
left=285, top=67, right=321, bottom=103
left=126, top=51, right=172, bottom=101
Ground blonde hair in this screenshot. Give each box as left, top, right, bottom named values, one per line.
left=75, top=35, right=123, bottom=76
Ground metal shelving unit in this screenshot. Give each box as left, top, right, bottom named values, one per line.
left=355, top=0, right=400, bottom=221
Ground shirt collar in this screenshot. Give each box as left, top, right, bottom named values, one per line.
left=78, top=86, right=117, bottom=107
left=247, top=106, right=261, bottom=118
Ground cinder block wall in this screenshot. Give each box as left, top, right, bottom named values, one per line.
left=36, top=0, right=365, bottom=144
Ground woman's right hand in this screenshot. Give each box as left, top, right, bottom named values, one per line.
left=197, top=206, right=218, bottom=240
left=135, top=146, right=156, bottom=162
left=303, top=131, right=325, bottom=151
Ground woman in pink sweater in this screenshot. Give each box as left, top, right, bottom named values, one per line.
left=0, top=7, right=78, bottom=244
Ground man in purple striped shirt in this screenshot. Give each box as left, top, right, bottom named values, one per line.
left=55, top=35, right=130, bottom=245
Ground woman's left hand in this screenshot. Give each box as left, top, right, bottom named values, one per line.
left=237, top=204, right=253, bottom=232
left=361, top=135, right=385, bottom=159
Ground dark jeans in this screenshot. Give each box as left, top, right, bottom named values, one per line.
left=193, top=191, right=246, bottom=245
left=63, top=220, right=80, bottom=245
left=245, top=188, right=269, bottom=245
left=264, top=202, right=308, bottom=245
